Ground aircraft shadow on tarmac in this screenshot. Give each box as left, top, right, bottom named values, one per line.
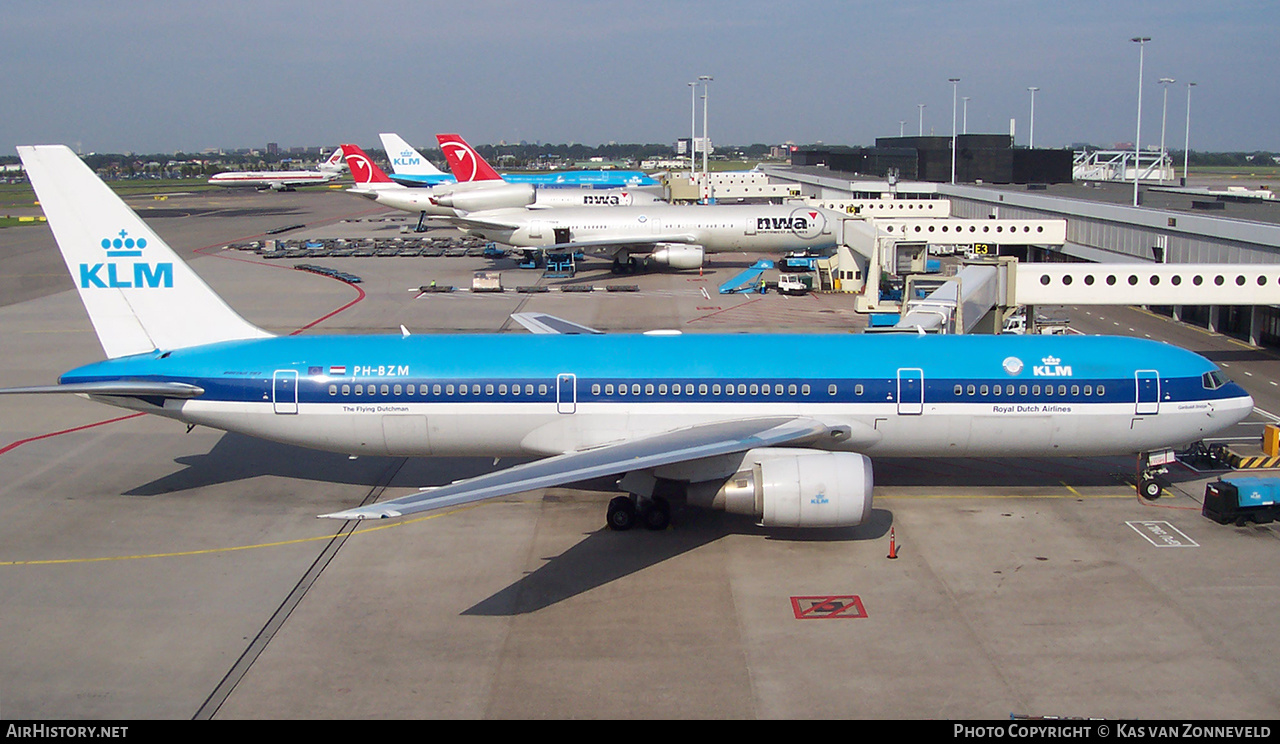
left=462, top=505, right=893, bottom=617
left=127, top=431, right=1168, bottom=503
left=121, top=433, right=1225, bottom=615
left=123, top=431, right=496, bottom=497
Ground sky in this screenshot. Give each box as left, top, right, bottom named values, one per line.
left=2, top=0, right=1277, bottom=155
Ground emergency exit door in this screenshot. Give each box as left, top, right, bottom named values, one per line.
left=557, top=373, right=577, bottom=414
left=897, top=368, right=923, bottom=415
left=272, top=370, right=298, bottom=414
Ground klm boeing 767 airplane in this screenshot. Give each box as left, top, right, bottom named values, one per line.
left=2, top=145, right=1255, bottom=530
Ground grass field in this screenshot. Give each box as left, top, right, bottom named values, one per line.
left=1190, top=165, right=1280, bottom=180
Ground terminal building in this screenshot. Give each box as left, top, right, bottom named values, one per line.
left=791, top=135, right=1073, bottom=185
left=748, top=148, right=1280, bottom=350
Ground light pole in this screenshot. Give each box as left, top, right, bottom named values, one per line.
left=1131, top=36, right=1150, bottom=207
left=949, top=78, right=960, bottom=184
left=917, top=104, right=926, bottom=136
left=688, top=81, right=697, bottom=182
left=1183, top=81, right=1197, bottom=185
left=961, top=96, right=970, bottom=134
left=1027, top=87, right=1039, bottom=148
left=1158, top=77, right=1175, bottom=183
left=698, top=75, right=713, bottom=202
left=899, top=120, right=906, bottom=137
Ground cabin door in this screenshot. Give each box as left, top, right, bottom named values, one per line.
left=272, top=370, right=298, bottom=415
left=897, top=368, right=924, bottom=415
left=557, top=373, right=577, bottom=414
left=1135, top=370, right=1160, bottom=415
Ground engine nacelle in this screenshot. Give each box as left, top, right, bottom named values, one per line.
left=649, top=244, right=704, bottom=270
left=708, top=449, right=872, bottom=528
left=432, top=182, right=536, bottom=212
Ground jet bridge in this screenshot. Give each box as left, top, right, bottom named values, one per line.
left=821, top=216, right=1067, bottom=314
left=890, top=259, right=1280, bottom=335
left=822, top=216, right=1280, bottom=335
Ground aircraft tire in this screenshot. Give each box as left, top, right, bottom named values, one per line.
left=642, top=497, right=671, bottom=531
left=607, top=496, right=637, bottom=531
left=1140, top=478, right=1162, bottom=500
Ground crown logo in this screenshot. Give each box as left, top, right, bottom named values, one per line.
left=1042, top=356, right=1060, bottom=366
left=100, top=229, right=147, bottom=257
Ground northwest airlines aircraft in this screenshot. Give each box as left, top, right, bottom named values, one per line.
left=384, top=132, right=657, bottom=188
left=4, top=145, right=1255, bottom=530
left=341, top=144, right=657, bottom=230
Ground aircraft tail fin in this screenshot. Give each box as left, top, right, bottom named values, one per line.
left=341, top=144, right=397, bottom=187
left=18, top=145, right=272, bottom=359
left=319, top=146, right=347, bottom=173
left=378, top=133, right=446, bottom=177
left=435, top=133, right=504, bottom=182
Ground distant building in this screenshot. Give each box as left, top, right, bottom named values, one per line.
left=792, top=134, right=1072, bottom=184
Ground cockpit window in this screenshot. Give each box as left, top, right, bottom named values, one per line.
left=1201, top=370, right=1229, bottom=390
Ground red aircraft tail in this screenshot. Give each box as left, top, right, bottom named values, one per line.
left=435, top=134, right=504, bottom=182
left=341, top=144, right=394, bottom=185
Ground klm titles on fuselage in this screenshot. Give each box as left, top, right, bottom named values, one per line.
left=79, top=231, right=173, bottom=289
left=1032, top=356, right=1073, bottom=377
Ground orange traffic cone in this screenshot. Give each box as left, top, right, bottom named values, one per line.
left=887, top=527, right=898, bottom=559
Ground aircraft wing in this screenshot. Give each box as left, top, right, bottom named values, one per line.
left=510, top=312, right=603, bottom=335
left=319, top=417, right=832, bottom=520
left=541, top=234, right=697, bottom=253
left=0, top=381, right=205, bottom=398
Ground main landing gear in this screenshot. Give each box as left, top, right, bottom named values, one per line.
left=606, top=478, right=684, bottom=531
left=607, top=495, right=670, bottom=531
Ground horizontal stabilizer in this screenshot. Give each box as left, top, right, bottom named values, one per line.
left=0, top=381, right=205, bottom=398
left=319, top=417, right=830, bottom=520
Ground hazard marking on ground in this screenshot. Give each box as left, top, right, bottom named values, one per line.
left=791, top=595, right=867, bottom=620
left=1126, top=520, right=1199, bottom=548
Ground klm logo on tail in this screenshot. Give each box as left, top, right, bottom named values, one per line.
left=79, top=230, right=173, bottom=289
left=392, top=149, right=420, bottom=167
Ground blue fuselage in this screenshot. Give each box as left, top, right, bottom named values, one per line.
left=60, top=333, right=1254, bottom=460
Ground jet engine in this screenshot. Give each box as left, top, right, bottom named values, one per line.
left=431, top=182, right=536, bottom=212
left=649, top=243, right=704, bottom=270
left=701, top=448, right=873, bottom=527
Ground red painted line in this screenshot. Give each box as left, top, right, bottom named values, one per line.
left=688, top=296, right=764, bottom=324
left=290, top=281, right=366, bottom=335
left=0, top=413, right=144, bottom=456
